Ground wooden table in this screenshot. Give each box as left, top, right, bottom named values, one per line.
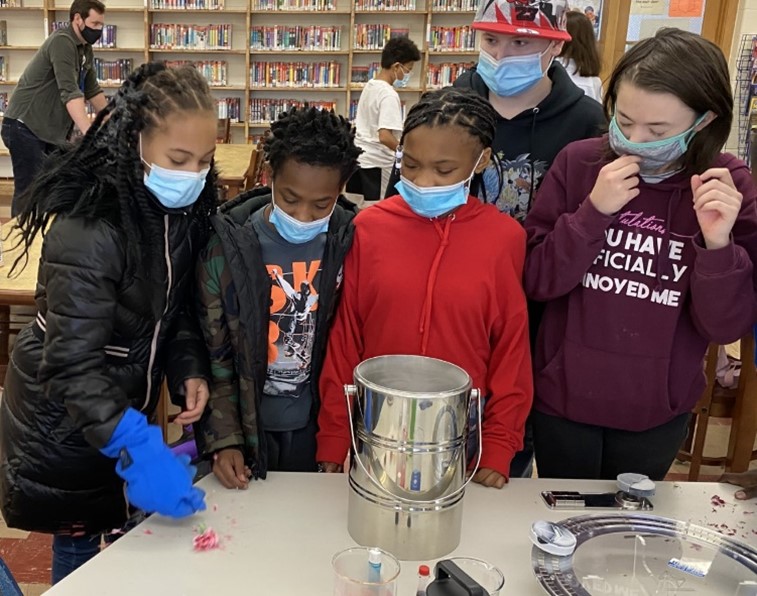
left=214, top=143, right=256, bottom=199
left=0, top=220, right=41, bottom=376
left=44, top=474, right=757, bottom=595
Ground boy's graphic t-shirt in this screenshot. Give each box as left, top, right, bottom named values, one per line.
left=252, top=208, right=326, bottom=432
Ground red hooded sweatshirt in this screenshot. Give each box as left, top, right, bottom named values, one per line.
left=524, top=137, right=757, bottom=431
left=316, top=195, right=533, bottom=478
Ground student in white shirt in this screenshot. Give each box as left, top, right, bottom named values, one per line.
left=347, top=37, right=421, bottom=201
left=558, top=11, right=603, bottom=103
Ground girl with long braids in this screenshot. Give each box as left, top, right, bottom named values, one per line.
left=0, top=62, right=216, bottom=583
left=316, top=87, right=533, bottom=488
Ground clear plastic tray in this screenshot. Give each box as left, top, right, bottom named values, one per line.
left=532, top=514, right=757, bottom=595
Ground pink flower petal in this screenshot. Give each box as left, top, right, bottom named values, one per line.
left=193, top=527, right=221, bottom=552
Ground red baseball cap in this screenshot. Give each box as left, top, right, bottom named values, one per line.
left=473, top=0, right=572, bottom=42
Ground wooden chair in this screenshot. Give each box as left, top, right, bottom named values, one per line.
left=243, top=140, right=265, bottom=191
left=677, top=333, right=757, bottom=480
left=216, top=118, right=231, bottom=144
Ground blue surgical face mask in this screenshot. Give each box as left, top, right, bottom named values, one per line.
left=608, top=114, right=706, bottom=183
left=393, top=65, right=411, bottom=89
left=395, top=152, right=484, bottom=219
left=140, top=136, right=209, bottom=209
left=477, top=46, right=553, bottom=97
left=268, top=185, right=336, bottom=244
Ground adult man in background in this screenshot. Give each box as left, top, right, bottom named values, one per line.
left=1, top=0, right=107, bottom=215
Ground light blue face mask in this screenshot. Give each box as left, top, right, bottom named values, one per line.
left=608, top=114, right=707, bottom=183
left=476, top=46, right=553, bottom=97
left=395, top=153, right=483, bottom=219
left=140, top=137, right=209, bottom=210
left=268, top=185, right=336, bottom=244
left=393, top=65, right=411, bottom=89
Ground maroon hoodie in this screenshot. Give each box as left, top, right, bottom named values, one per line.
left=524, top=137, right=757, bottom=431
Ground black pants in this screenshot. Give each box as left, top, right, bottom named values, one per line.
left=1, top=118, right=56, bottom=217
left=345, top=167, right=382, bottom=201
left=264, top=418, right=318, bottom=472
left=532, top=410, right=691, bottom=481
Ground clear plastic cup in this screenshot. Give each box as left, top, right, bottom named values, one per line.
left=332, top=547, right=401, bottom=596
left=448, top=557, right=505, bottom=595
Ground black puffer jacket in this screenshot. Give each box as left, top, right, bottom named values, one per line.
left=0, top=192, right=211, bottom=535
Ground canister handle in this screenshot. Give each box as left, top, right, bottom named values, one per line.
left=344, top=385, right=483, bottom=506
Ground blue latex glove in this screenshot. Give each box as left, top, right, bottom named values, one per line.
left=101, top=408, right=206, bottom=518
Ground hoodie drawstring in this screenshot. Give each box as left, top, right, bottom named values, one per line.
left=655, top=188, right=683, bottom=292
left=418, top=214, right=454, bottom=355
left=527, top=107, right=540, bottom=212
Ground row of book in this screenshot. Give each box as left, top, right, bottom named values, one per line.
left=354, top=0, right=416, bottom=10
left=0, top=0, right=18, bottom=6
left=249, top=98, right=337, bottom=122
left=250, top=61, right=341, bottom=87
left=150, top=24, right=233, bottom=50
left=0, top=56, right=6, bottom=82
left=52, top=22, right=118, bottom=48
left=151, top=0, right=225, bottom=8
left=353, top=24, right=409, bottom=50
left=350, top=62, right=380, bottom=83
left=348, top=98, right=405, bottom=120
left=428, top=26, right=476, bottom=51
left=216, top=96, right=241, bottom=120
left=250, top=26, right=342, bottom=52
left=0, top=92, right=7, bottom=116
left=426, top=60, right=471, bottom=87
left=251, top=0, right=336, bottom=9
left=430, top=0, right=479, bottom=10
left=94, top=58, right=133, bottom=83
left=0, top=21, right=7, bottom=46
left=165, top=59, right=229, bottom=85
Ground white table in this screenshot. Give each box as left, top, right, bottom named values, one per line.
left=45, top=474, right=757, bottom=595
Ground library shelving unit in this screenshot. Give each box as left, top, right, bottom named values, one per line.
left=0, top=0, right=481, bottom=156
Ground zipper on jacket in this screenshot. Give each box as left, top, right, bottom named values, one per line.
left=142, top=214, right=173, bottom=411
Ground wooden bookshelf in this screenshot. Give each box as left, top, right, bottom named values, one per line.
left=0, top=0, right=481, bottom=149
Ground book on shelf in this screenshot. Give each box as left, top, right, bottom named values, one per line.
left=350, top=98, right=404, bottom=120
left=216, top=97, right=241, bottom=121
left=251, top=0, right=336, bottom=10
left=165, top=59, right=229, bottom=86
left=0, top=55, right=6, bottom=82
left=353, top=24, right=409, bottom=50
left=0, top=92, right=8, bottom=116
left=94, top=57, right=133, bottom=84
left=52, top=22, right=118, bottom=48
left=250, top=26, right=342, bottom=52
left=431, top=0, right=479, bottom=11
left=354, top=0, right=416, bottom=10
left=350, top=62, right=380, bottom=83
left=426, top=61, right=472, bottom=87
left=150, top=24, right=232, bottom=50
left=0, top=0, right=20, bottom=7
left=428, top=25, right=476, bottom=51
left=151, top=0, right=225, bottom=8
left=0, top=21, right=7, bottom=46
left=250, top=61, right=341, bottom=88
left=249, top=98, right=337, bottom=123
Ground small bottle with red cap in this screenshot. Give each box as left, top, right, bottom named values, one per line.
left=416, top=564, right=432, bottom=596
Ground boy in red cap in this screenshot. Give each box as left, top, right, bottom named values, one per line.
left=455, top=0, right=606, bottom=477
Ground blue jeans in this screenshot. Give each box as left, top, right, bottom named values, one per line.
left=51, top=534, right=101, bottom=584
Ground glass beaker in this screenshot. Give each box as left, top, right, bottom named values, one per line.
left=332, top=547, right=400, bottom=596
left=448, top=557, right=505, bottom=595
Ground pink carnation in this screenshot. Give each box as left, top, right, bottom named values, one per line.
left=193, top=527, right=220, bottom=552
